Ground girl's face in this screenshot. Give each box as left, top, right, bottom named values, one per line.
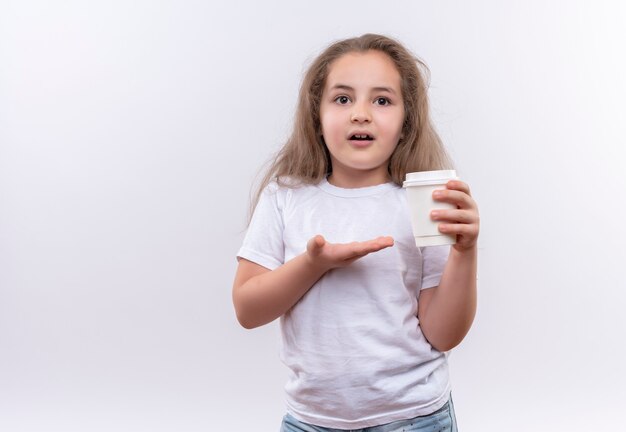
left=320, top=50, right=405, bottom=188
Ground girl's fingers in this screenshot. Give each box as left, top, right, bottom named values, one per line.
left=432, top=188, right=476, bottom=210
left=438, top=222, right=479, bottom=237
left=352, top=236, right=394, bottom=256
left=338, top=237, right=394, bottom=262
left=431, top=181, right=479, bottom=250
left=431, top=209, right=478, bottom=224
left=314, top=235, right=326, bottom=248
left=446, top=180, right=471, bottom=195
left=372, top=236, right=394, bottom=248
left=307, top=235, right=326, bottom=256
left=310, top=235, right=395, bottom=267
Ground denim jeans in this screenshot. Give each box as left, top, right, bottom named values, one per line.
left=280, top=396, right=458, bottom=432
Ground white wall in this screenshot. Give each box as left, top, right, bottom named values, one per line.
left=1, top=1, right=625, bottom=431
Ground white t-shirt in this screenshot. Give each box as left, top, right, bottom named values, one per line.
left=237, top=178, right=451, bottom=429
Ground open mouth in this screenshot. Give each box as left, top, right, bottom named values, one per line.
left=349, top=134, right=374, bottom=141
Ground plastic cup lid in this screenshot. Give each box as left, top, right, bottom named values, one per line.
left=403, top=170, right=457, bottom=187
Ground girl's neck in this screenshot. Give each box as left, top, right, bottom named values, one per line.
left=327, top=170, right=391, bottom=189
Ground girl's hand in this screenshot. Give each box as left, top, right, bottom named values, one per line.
left=305, top=234, right=394, bottom=272
left=431, top=180, right=480, bottom=252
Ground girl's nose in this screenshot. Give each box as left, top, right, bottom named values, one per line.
left=350, top=103, right=371, bottom=123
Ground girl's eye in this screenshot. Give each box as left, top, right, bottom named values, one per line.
left=375, top=97, right=390, bottom=106
left=335, top=96, right=350, bottom=105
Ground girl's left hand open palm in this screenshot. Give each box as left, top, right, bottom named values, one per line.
left=431, top=180, right=480, bottom=252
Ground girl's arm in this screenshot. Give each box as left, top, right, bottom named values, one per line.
left=233, top=234, right=394, bottom=329
left=417, top=180, right=480, bottom=352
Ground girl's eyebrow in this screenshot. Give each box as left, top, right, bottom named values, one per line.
left=330, top=84, right=397, bottom=95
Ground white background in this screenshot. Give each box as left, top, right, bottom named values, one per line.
left=1, top=1, right=625, bottom=431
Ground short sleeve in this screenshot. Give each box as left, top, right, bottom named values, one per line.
left=420, top=245, right=450, bottom=289
left=236, top=183, right=286, bottom=270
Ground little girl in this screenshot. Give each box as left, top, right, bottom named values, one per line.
left=233, top=34, right=479, bottom=431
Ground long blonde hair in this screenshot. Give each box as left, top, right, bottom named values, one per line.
left=250, top=33, right=452, bottom=218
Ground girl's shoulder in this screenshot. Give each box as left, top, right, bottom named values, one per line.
left=260, top=176, right=322, bottom=206
left=266, top=176, right=324, bottom=194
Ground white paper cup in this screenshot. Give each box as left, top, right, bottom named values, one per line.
left=403, top=170, right=458, bottom=247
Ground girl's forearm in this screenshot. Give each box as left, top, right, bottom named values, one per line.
left=233, top=253, right=329, bottom=329
left=234, top=235, right=395, bottom=329
left=420, top=246, right=477, bottom=351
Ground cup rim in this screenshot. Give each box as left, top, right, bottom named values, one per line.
left=403, top=170, right=457, bottom=187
